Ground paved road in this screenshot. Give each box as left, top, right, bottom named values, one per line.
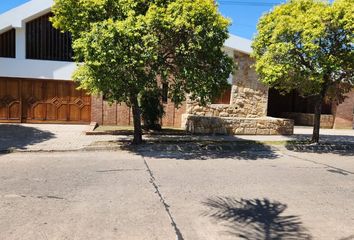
left=0, top=149, right=353, bottom=240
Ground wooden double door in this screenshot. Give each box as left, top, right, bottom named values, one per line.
left=0, top=78, right=91, bottom=123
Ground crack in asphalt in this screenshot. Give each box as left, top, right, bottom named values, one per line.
left=17, top=195, right=65, bottom=200
left=142, top=157, right=185, bottom=240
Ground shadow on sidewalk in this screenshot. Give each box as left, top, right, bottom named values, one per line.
left=0, top=124, right=55, bottom=152
left=122, top=141, right=279, bottom=160
left=287, top=133, right=354, bottom=143
left=284, top=140, right=354, bottom=156
left=202, top=197, right=312, bottom=240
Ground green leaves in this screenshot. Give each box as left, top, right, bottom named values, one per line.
left=252, top=0, right=354, bottom=100
left=52, top=0, right=233, bottom=107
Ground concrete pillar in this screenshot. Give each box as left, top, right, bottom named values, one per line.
left=333, top=90, right=354, bottom=129
left=15, top=28, right=26, bottom=59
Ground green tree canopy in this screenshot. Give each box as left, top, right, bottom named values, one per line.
left=252, top=0, right=354, bottom=143
left=51, top=0, right=233, bottom=144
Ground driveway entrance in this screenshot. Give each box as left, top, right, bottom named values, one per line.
left=0, top=78, right=91, bottom=123
left=0, top=124, right=117, bottom=152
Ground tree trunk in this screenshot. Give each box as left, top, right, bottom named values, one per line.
left=312, top=86, right=327, bottom=143
left=312, top=95, right=323, bottom=143
left=130, top=95, right=143, bottom=145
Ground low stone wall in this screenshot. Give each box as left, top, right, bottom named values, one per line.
left=184, top=115, right=294, bottom=135
left=187, top=100, right=266, bottom=118
left=281, top=112, right=334, bottom=129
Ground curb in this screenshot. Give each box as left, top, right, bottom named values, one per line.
left=0, top=146, right=124, bottom=154
left=84, top=122, right=99, bottom=135
left=0, top=141, right=275, bottom=154
left=1, top=141, right=354, bottom=154
left=285, top=143, right=354, bottom=152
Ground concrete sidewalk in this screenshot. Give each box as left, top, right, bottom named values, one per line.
left=0, top=124, right=353, bottom=153
left=0, top=124, right=123, bottom=152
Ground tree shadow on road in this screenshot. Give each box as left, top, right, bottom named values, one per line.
left=284, top=140, right=354, bottom=157
left=0, top=124, right=55, bottom=152
left=202, top=197, right=312, bottom=240
left=122, top=141, right=279, bottom=160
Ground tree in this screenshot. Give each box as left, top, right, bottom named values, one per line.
left=252, top=0, right=353, bottom=143
left=51, top=0, right=233, bottom=144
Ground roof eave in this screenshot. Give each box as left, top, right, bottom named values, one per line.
left=0, top=0, right=53, bottom=33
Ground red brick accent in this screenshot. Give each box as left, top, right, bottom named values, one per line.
left=102, top=101, right=117, bottom=125
left=333, top=90, right=354, bottom=129
left=116, top=104, right=132, bottom=126
left=162, top=100, right=186, bottom=128
left=91, top=95, right=103, bottom=125
left=91, top=95, right=185, bottom=128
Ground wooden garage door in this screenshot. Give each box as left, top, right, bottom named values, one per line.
left=0, top=78, right=91, bottom=123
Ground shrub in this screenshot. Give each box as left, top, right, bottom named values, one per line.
left=140, top=89, right=165, bottom=131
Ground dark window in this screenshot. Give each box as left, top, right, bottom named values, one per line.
left=0, top=29, right=16, bottom=58
left=162, top=83, right=168, bottom=103
left=26, top=13, right=73, bottom=61
left=213, top=85, right=232, bottom=104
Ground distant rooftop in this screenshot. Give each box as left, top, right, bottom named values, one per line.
left=224, top=34, right=252, bottom=54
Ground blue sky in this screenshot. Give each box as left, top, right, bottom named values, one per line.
left=0, top=0, right=285, bottom=40
left=0, top=0, right=30, bottom=14
left=218, top=0, right=286, bottom=39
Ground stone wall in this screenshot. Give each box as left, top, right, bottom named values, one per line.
left=181, top=50, right=287, bottom=135
left=186, top=51, right=269, bottom=119
left=185, top=115, right=294, bottom=135
left=281, top=112, right=334, bottom=129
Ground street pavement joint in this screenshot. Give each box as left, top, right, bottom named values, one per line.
left=142, top=157, right=185, bottom=240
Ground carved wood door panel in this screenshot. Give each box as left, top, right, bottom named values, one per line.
left=0, top=78, right=91, bottom=123
left=0, top=78, right=21, bottom=122
left=22, top=80, right=91, bottom=123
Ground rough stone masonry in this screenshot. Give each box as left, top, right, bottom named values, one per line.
left=183, top=51, right=294, bottom=135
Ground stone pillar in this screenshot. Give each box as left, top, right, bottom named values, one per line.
left=333, top=90, right=354, bottom=129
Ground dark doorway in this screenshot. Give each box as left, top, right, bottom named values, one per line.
left=267, top=88, right=332, bottom=118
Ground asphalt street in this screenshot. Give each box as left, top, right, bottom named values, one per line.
left=0, top=149, right=353, bottom=240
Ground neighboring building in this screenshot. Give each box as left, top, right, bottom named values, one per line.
left=0, top=0, right=352, bottom=132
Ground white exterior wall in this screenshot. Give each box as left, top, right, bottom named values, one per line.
left=0, top=0, right=75, bottom=81
left=0, top=0, right=252, bottom=81
left=0, top=0, right=53, bottom=32
left=0, top=58, right=77, bottom=80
